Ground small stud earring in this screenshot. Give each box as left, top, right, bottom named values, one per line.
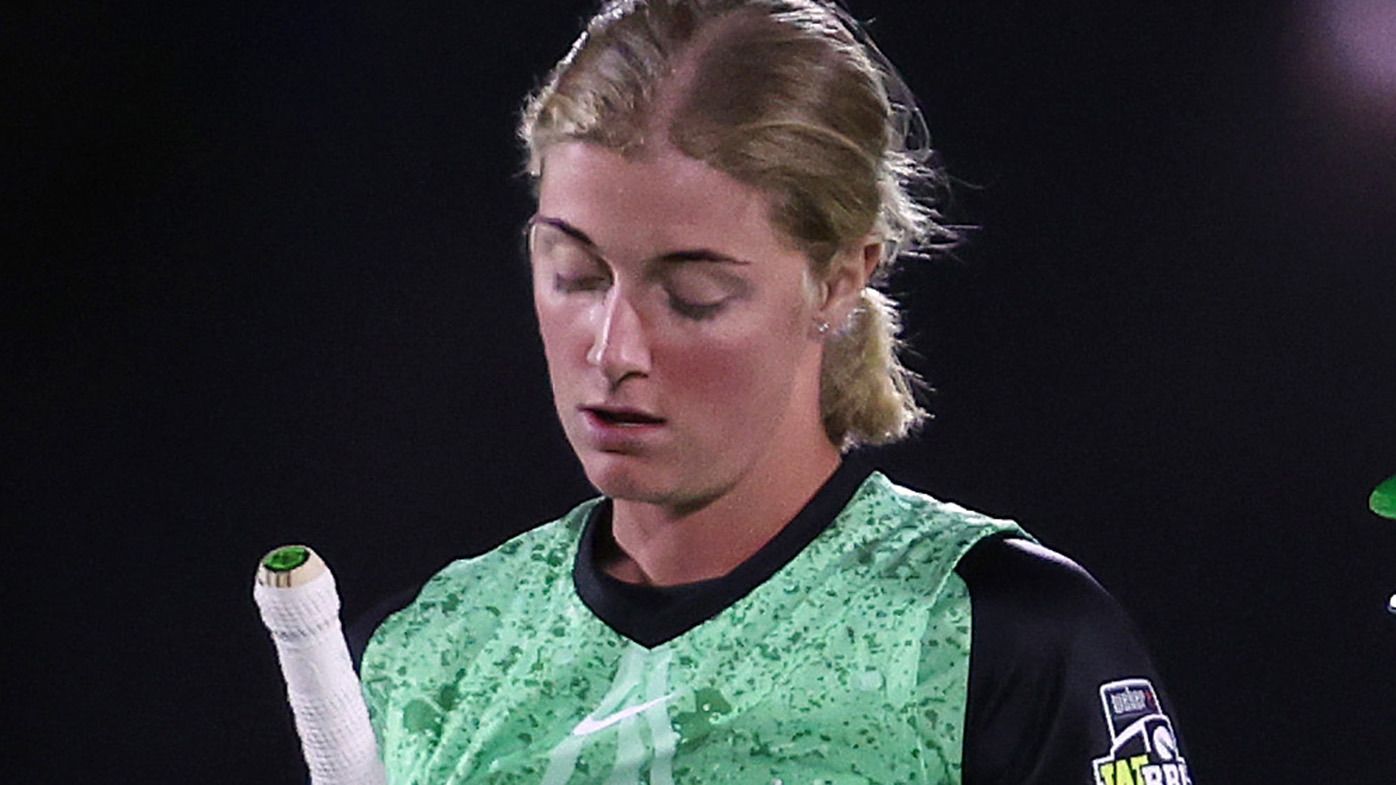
left=816, top=320, right=831, bottom=335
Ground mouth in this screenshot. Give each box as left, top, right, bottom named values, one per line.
left=582, top=406, right=666, bottom=427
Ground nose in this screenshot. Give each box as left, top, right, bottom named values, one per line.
left=586, top=287, right=651, bottom=386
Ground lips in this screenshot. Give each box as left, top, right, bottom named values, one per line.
left=583, top=405, right=666, bottom=426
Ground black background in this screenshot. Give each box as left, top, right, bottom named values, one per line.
left=8, top=1, right=1395, bottom=782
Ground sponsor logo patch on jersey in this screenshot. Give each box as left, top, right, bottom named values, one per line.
left=1091, top=678, right=1191, bottom=785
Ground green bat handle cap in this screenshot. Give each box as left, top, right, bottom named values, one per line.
left=263, top=545, right=310, bottom=572
left=256, top=544, right=327, bottom=588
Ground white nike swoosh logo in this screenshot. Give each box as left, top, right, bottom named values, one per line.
left=571, top=693, right=676, bottom=737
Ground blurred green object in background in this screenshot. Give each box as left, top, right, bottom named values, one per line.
left=1370, top=475, right=1396, bottom=520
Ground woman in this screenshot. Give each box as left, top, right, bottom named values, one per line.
left=362, top=2, right=1192, bottom=783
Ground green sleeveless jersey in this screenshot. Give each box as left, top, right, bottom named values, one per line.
left=361, top=472, right=1022, bottom=784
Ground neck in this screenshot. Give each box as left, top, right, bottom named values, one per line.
left=604, top=437, right=842, bottom=587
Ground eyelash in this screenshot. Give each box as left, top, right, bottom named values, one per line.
left=552, top=274, right=726, bottom=321
left=667, top=295, right=724, bottom=321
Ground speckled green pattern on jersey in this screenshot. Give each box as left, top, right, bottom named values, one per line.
left=362, top=473, right=1023, bottom=784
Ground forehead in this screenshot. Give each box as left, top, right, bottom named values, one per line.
left=536, top=142, right=799, bottom=262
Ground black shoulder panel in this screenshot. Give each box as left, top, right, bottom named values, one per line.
left=957, top=537, right=1193, bottom=785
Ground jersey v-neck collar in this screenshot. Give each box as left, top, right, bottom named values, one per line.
left=572, top=456, right=875, bottom=648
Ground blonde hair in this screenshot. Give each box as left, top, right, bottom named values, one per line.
left=519, top=0, right=954, bottom=448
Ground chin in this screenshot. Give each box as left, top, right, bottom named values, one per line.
left=579, top=451, right=719, bottom=511
left=580, top=454, right=665, bottom=501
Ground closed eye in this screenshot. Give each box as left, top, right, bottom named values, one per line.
left=553, top=273, right=610, bottom=293
left=667, top=294, right=726, bottom=320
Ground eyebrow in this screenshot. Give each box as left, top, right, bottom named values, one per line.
left=528, top=215, right=753, bottom=266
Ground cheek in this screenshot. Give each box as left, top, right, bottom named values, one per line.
left=661, top=288, right=813, bottom=408
left=659, top=329, right=804, bottom=421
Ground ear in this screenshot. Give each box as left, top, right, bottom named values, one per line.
left=818, top=238, right=882, bottom=330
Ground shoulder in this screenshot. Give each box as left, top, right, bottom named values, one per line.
left=838, top=473, right=1025, bottom=569
left=422, top=499, right=595, bottom=592
left=955, top=535, right=1159, bottom=695
left=956, top=535, right=1130, bottom=641
left=954, top=537, right=1194, bottom=785
left=815, top=473, right=1030, bottom=625
left=855, top=473, right=1021, bottom=536
left=435, top=502, right=593, bottom=589
left=354, top=500, right=597, bottom=670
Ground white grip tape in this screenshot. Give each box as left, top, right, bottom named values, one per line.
left=254, top=569, right=388, bottom=785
